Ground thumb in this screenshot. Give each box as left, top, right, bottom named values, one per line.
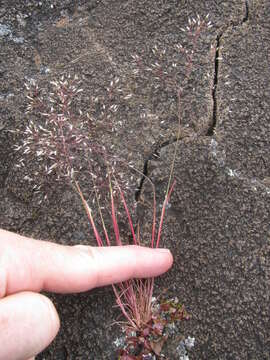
left=0, top=291, right=60, bottom=360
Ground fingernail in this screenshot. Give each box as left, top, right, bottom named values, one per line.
left=74, top=245, right=91, bottom=253
left=156, top=248, right=171, bottom=255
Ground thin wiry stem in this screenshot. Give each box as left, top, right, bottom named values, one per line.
left=112, top=284, right=138, bottom=329
left=115, top=179, right=138, bottom=245
left=109, top=179, right=122, bottom=246
left=94, top=185, right=111, bottom=246
left=156, top=180, right=176, bottom=248
left=74, top=181, right=103, bottom=247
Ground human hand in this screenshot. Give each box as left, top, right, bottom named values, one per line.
left=0, top=229, right=173, bottom=360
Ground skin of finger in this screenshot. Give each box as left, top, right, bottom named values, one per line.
left=0, top=291, right=59, bottom=360
left=0, top=229, right=173, bottom=295
left=81, top=245, right=173, bottom=289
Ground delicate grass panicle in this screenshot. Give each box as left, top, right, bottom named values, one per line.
left=131, top=14, right=212, bottom=109
left=13, top=75, right=128, bottom=201
left=13, top=15, right=211, bottom=359
left=18, top=76, right=87, bottom=180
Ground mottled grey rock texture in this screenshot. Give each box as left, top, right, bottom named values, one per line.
left=0, top=0, right=269, bottom=359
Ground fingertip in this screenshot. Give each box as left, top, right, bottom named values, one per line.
left=163, top=248, right=174, bottom=268
left=149, top=247, right=174, bottom=274
left=119, top=245, right=173, bottom=279
left=156, top=248, right=173, bottom=262
left=39, top=293, right=60, bottom=338
left=0, top=292, right=60, bottom=360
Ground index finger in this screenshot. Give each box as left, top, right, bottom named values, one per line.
left=0, top=229, right=173, bottom=297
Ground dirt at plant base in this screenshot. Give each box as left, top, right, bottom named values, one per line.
left=0, top=0, right=269, bottom=359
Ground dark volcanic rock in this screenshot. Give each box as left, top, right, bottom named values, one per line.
left=146, top=140, right=270, bottom=360
left=1, top=0, right=269, bottom=359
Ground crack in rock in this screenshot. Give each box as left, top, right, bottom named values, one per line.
left=243, top=0, right=249, bottom=23
left=207, top=34, right=220, bottom=136
left=135, top=1, right=250, bottom=201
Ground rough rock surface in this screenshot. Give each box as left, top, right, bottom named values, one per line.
left=0, top=0, right=269, bottom=359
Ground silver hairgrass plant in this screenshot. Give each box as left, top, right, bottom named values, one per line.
left=13, top=14, right=212, bottom=359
